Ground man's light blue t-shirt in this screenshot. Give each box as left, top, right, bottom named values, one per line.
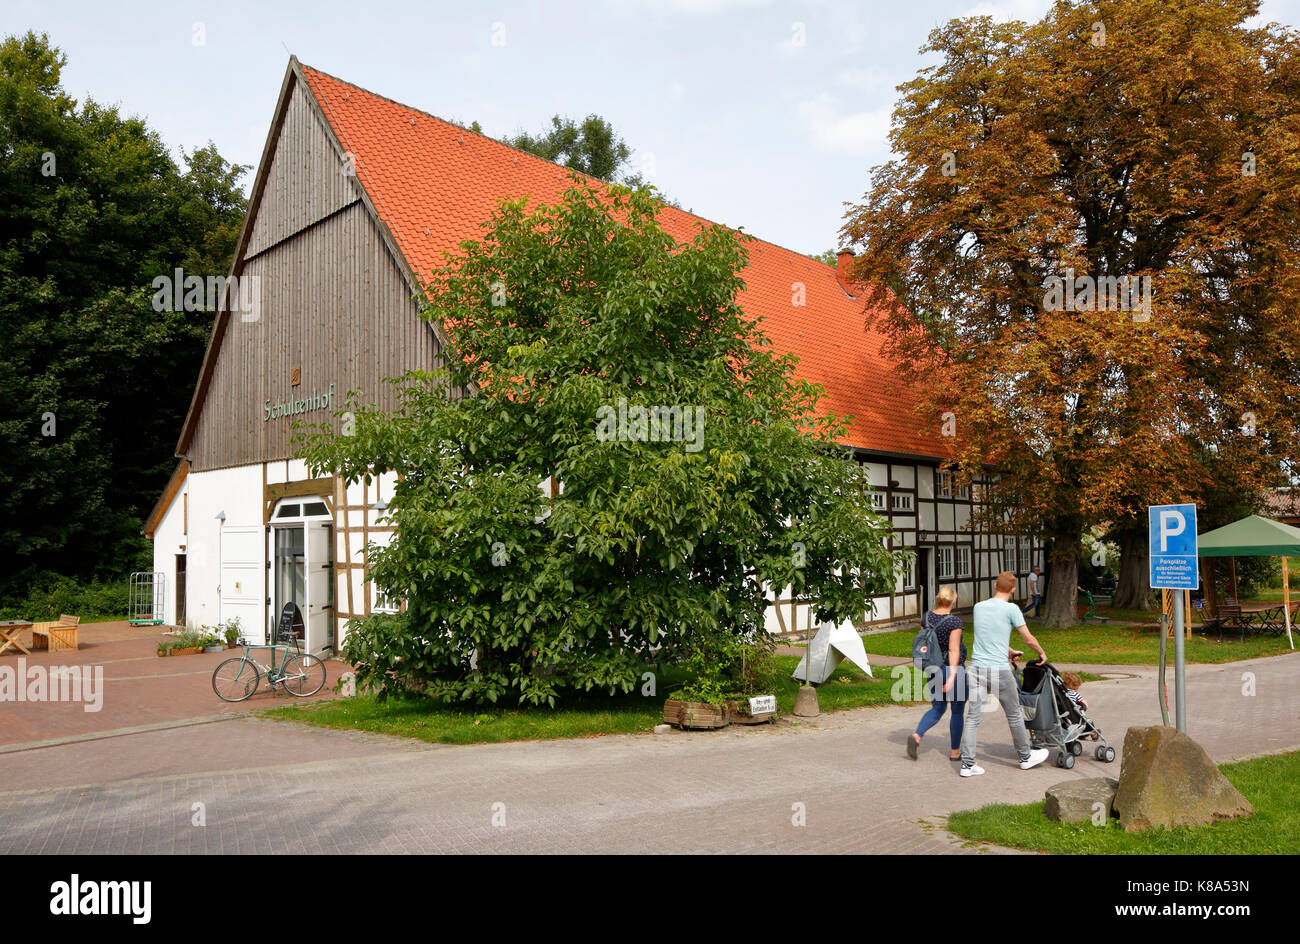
left=970, top=598, right=1027, bottom=669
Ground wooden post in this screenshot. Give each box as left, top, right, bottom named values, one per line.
left=1284, top=555, right=1294, bottom=650
left=1229, top=557, right=1239, bottom=602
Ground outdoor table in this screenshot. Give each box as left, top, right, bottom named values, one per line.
left=0, top=620, right=32, bottom=656
left=1237, top=602, right=1298, bottom=634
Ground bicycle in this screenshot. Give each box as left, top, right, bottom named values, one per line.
left=211, top=633, right=327, bottom=702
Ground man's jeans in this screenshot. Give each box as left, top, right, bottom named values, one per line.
left=1022, top=593, right=1041, bottom=617
left=960, top=665, right=1032, bottom=767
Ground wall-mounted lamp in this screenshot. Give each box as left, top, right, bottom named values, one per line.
left=215, top=511, right=226, bottom=523
left=372, top=478, right=387, bottom=512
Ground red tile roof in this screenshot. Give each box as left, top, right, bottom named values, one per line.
left=300, top=64, right=944, bottom=458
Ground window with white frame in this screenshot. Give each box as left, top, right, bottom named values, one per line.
left=891, top=492, right=914, bottom=512
left=868, top=491, right=886, bottom=510
left=1004, top=535, right=1018, bottom=571
left=956, top=545, right=972, bottom=577
left=901, top=554, right=917, bottom=590
left=1019, top=537, right=1032, bottom=573
left=937, top=470, right=970, bottom=500
left=937, top=546, right=954, bottom=579
left=372, top=583, right=403, bottom=614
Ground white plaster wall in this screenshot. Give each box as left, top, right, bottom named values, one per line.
left=150, top=481, right=188, bottom=627
left=185, top=465, right=265, bottom=635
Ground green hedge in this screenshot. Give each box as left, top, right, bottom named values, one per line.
left=0, top=573, right=128, bottom=622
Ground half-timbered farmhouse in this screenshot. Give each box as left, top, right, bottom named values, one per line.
left=144, top=58, right=1043, bottom=652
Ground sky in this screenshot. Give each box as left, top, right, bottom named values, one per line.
left=6, top=0, right=1300, bottom=256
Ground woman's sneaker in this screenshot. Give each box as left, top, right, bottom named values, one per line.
left=907, top=734, right=919, bottom=760
left=959, top=764, right=984, bottom=777
left=1019, top=748, right=1050, bottom=770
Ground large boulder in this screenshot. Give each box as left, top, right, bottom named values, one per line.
left=1114, top=726, right=1253, bottom=833
left=1044, top=777, right=1118, bottom=823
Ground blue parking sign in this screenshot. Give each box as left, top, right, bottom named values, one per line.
left=1149, top=504, right=1199, bottom=590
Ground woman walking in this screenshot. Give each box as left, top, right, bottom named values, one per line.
left=907, top=586, right=967, bottom=761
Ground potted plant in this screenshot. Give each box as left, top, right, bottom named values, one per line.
left=663, top=687, right=729, bottom=729
left=165, top=629, right=206, bottom=656
left=663, top=635, right=733, bottom=730
left=157, top=642, right=169, bottom=658
left=725, top=638, right=779, bottom=725
left=223, top=619, right=242, bottom=649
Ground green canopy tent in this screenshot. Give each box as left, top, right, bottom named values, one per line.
left=1197, top=514, right=1300, bottom=649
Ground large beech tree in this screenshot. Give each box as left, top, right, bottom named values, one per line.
left=842, top=0, right=1300, bottom=626
left=299, top=180, right=898, bottom=706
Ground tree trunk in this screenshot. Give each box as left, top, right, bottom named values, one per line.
left=1112, top=527, right=1153, bottom=610
left=1040, top=531, right=1081, bottom=628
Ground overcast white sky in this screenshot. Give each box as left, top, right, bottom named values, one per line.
left=7, top=0, right=1299, bottom=256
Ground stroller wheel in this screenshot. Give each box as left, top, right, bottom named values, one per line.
left=1069, top=740, right=1083, bottom=756
left=1098, top=746, right=1116, bottom=763
left=1061, top=751, right=1075, bottom=769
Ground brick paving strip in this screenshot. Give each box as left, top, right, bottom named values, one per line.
left=0, top=621, right=350, bottom=746
left=0, top=651, right=1295, bottom=854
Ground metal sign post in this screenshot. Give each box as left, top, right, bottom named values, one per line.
left=1149, top=504, right=1198, bottom=733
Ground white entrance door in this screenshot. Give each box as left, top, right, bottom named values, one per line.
left=219, top=525, right=266, bottom=643
left=305, top=520, right=334, bottom=653
left=267, top=498, right=335, bottom=655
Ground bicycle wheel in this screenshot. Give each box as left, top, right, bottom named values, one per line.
left=279, top=653, right=326, bottom=697
left=212, top=658, right=261, bottom=702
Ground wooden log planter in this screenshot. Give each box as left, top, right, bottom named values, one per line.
left=157, top=646, right=204, bottom=657
left=663, top=699, right=729, bottom=730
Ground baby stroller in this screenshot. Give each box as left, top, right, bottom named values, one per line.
left=1015, top=660, right=1116, bottom=769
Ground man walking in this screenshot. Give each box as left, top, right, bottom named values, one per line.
left=1022, top=566, right=1043, bottom=618
left=960, top=572, right=1050, bottom=777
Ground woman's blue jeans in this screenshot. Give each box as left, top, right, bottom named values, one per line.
left=914, top=665, right=967, bottom=750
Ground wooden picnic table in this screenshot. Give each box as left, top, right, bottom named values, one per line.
left=0, top=620, right=32, bottom=656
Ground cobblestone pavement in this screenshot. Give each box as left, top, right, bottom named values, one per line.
left=0, top=653, right=1295, bottom=854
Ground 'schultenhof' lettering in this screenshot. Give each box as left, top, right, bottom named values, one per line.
left=264, top=383, right=335, bottom=422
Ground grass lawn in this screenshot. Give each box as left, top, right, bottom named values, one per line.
left=261, top=654, right=928, bottom=745
left=860, top=622, right=1294, bottom=665
left=947, top=751, right=1298, bottom=854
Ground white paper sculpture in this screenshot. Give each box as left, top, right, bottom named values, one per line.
left=792, top=622, right=873, bottom=683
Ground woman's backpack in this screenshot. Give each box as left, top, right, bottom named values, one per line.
left=912, top=612, right=944, bottom=673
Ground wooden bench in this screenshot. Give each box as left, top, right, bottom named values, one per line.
left=31, top=614, right=80, bottom=652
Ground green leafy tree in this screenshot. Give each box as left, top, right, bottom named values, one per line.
left=299, top=179, right=899, bottom=706
left=508, top=114, right=632, bottom=181
left=0, top=31, right=248, bottom=591
left=506, top=113, right=679, bottom=206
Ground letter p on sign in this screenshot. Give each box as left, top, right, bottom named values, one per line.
left=1158, top=510, right=1186, bottom=552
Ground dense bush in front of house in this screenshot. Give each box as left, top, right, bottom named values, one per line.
left=0, top=571, right=128, bottom=622
left=305, top=179, right=901, bottom=707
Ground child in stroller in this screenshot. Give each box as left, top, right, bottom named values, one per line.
left=1016, top=659, right=1116, bottom=769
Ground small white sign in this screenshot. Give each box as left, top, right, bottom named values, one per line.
left=748, top=695, right=776, bottom=715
